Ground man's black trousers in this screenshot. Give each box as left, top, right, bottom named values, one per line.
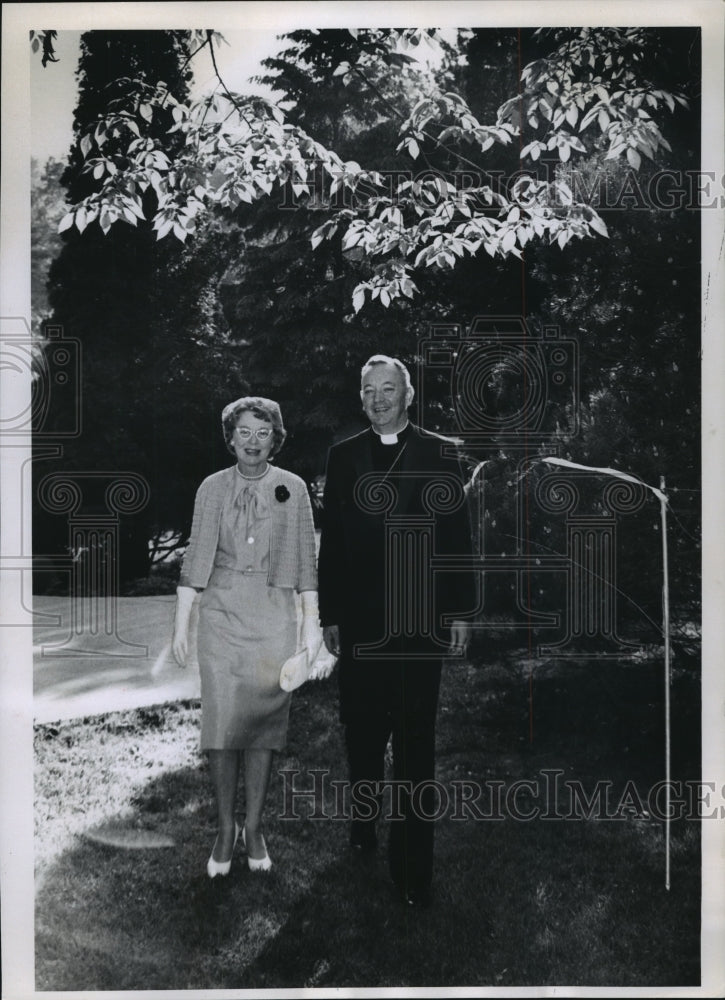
left=339, top=652, right=442, bottom=894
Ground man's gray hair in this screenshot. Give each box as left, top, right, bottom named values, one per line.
left=360, top=354, right=414, bottom=394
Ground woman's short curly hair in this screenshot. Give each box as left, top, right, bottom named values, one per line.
left=221, top=396, right=287, bottom=458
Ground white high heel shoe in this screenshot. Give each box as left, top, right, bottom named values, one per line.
left=242, top=826, right=272, bottom=872
left=206, top=821, right=240, bottom=878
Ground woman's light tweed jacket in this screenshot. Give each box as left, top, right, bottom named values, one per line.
left=179, top=465, right=318, bottom=592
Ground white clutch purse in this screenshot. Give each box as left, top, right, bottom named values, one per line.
left=279, top=649, right=310, bottom=692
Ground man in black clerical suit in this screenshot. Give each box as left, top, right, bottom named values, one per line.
left=318, top=354, right=475, bottom=907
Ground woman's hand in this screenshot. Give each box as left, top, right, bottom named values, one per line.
left=297, top=590, right=335, bottom=680
left=172, top=586, right=197, bottom=668
left=299, top=589, right=324, bottom=664
left=172, top=624, right=188, bottom=668
left=301, top=614, right=323, bottom=663
left=308, top=656, right=335, bottom=681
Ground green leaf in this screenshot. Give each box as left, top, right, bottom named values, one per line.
left=352, top=287, right=366, bottom=313
left=80, top=134, right=92, bottom=159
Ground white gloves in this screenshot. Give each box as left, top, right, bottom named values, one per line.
left=172, top=585, right=196, bottom=667
left=299, top=589, right=323, bottom=661
left=301, top=615, right=323, bottom=663
left=300, top=590, right=334, bottom=681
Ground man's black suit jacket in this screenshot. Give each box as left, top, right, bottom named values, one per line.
left=318, top=423, right=476, bottom=660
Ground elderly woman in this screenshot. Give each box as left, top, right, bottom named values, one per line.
left=172, top=396, right=321, bottom=877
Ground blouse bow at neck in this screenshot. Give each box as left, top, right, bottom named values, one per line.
left=234, top=480, right=271, bottom=538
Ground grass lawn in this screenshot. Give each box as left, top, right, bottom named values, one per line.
left=34, top=646, right=701, bottom=990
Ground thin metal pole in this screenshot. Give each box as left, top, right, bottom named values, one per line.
left=660, top=476, right=671, bottom=890
left=537, top=458, right=673, bottom=886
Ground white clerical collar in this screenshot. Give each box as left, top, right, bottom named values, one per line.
left=374, top=421, right=409, bottom=445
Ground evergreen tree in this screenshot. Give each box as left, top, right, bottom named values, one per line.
left=219, top=30, right=427, bottom=481
left=454, top=27, right=701, bottom=630
left=218, top=29, right=528, bottom=486
left=36, top=31, right=245, bottom=590
left=34, top=26, right=701, bottom=627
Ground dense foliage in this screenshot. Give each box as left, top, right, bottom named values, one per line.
left=33, top=27, right=701, bottom=637
left=36, top=32, right=247, bottom=584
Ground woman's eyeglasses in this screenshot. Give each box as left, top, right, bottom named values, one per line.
left=235, top=426, right=273, bottom=442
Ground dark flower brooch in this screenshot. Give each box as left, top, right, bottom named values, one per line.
left=275, top=484, right=290, bottom=503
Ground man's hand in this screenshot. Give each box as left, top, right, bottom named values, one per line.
left=323, top=624, right=341, bottom=657
left=449, top=620, right=471, bottom=657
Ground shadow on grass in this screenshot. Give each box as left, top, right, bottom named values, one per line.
left=243, top=816, right=701, bottom=989
left=35, top=655, right=702, bottom=990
